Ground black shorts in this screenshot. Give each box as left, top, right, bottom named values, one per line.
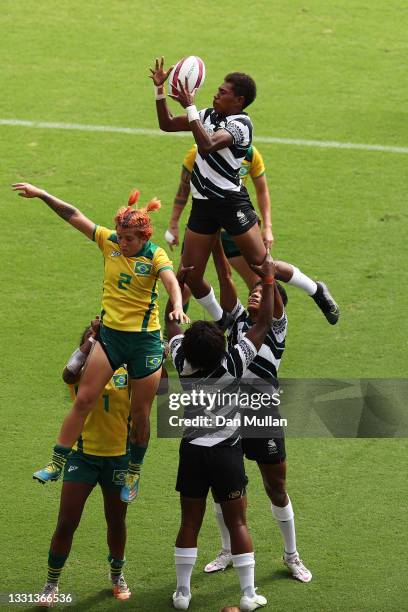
left=176, top=439, right=248, bottom=502
left=242, top=436, right=286, bottom=465
left=188, top=188, right=258, bottom=236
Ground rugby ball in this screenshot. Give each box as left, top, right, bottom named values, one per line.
left=168, top=56, right=205, bottom=97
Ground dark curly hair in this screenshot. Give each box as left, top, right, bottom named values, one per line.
left=224, top=72, right=257, bottom=108
left=182, top=321, right=226, bottom=371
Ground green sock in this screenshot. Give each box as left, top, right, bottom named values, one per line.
left=129, top=443, right=147, bottom=466
left=183, top=300, right=190, bottom=315
left=47, top=551, right=68, bottom=585
left=52, top=445, right=71, bottom=470
left=108, top=554, right=125, bottom=581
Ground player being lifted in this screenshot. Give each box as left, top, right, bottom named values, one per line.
left=150, top=57, right=270, bottom=323
left=166, top=143, right=340, bottom=323
left=12, top=182, right=188, bottom=503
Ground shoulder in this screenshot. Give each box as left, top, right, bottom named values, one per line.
left=271, top=312, right=288, bottom=339
left=94, top=225, right=117, bottom=243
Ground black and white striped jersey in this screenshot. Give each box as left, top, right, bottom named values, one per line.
left=226, top=301, right=287, bottom=391
left=191, top=108, right=253, bottom=200
left=169, top=333, right=257, bottom=446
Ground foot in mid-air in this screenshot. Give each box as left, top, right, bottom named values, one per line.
left=33, top=462, right=63, bottom=484
left=283, top=551, right=312, bottom=583
left=240, top=591, right=267, bottom=611
left=312, top=281, right=340, bottom=325
left=120, top=471, right=140, bottom=503
left=111, top=573, right=131, bottom=600
left=204, top=550, right=233, bottom=573
left=172, top=589, right=191, bottom=610
left=37, top=583, right=58, bottom=607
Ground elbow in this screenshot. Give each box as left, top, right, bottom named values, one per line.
left=198, top=143, right=214, bottom=155
left=62, top=369, right=78, bottom=385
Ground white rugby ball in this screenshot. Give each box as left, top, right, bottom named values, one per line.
left=168, top=56, right=205, bottom=96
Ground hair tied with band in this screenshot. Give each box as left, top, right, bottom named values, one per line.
left=115, top=188, right=161, bottom=241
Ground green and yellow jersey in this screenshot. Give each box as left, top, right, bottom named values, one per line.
left=69, top=366, right=130, bottom=456
left=93, top=226, right=172, bottom=332
left=182, top=144, right=266, bottom=186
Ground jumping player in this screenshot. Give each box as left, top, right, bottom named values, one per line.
left=12, top=182, right=188, bottom=503
left=150, top=57, right=268, bottom=323
left=166, top=144, right=340, bottom=323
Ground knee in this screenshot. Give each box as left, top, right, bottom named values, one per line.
left=264, top=478, right=287, bottom=506
left=223, top=513, right=247, bottom=531
left=74, top=390, right=96, bottom=414
left=180, top=518, right=201, bottom=536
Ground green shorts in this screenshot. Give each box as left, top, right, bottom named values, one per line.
left=220, top=230, right=241, bottom=259
left=63, top=450, right=130, bottom=488
left=182, top=231, right=241, bottom=259
left=99, top=326, right=163, bottom=379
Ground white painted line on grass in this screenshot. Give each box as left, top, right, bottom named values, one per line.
left=1, top=118, right=407, bottom=154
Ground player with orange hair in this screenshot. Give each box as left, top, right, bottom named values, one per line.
left=12, top=182, right=188, bottom=503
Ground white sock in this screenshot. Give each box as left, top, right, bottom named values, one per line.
left=195, top=287, right=223, bottom=320
left=232, top=552, right=256, bottom=598
left=214, top=502, right=231, bottom=553
left=287, top=266, right=317, bottom=296
left=271, top=498, right=297, bottom=555
left=174, top=546, right=197, bottom=596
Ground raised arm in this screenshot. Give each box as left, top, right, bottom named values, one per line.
left=212, top=234, right=238, bottom=312
left=252, top=174, right=274, bottom=249
left=244, top=256, right=276, bottom=351
left=150, top=57, right=190, bottom=132
left=176, top=79, right=233, bottom=154
left=12, top=183, right=95, bottom=239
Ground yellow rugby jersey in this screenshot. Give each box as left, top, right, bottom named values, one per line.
left=93, top=226, right=173, bottom=332
left=69, top=367, right=130, bottom=456
left=182, top=144, right=266, bottom=186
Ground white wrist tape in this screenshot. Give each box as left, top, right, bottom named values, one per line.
left=66, top=348, right=87, bottom=374
left=186, top=105, right=199, bottom=123
left=89, top=336, right=96, bottom=345
left=154, top=85, right=166, bottom=100
left=165, top=229, right=176, bottom=245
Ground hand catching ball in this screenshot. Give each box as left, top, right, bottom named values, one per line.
left=168, top=56, right=205, bottom=97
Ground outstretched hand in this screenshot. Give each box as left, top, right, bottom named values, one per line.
left=170, top=77, right=196, bottom=109
left=12, top=182, right=44, bottom=198
left=168, top=308, right=190, bottom=325
left=149, top=56, right=174, bottom=86
left=250, top=253, right=275, bottom=279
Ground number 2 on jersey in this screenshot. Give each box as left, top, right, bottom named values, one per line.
left=118, top=273, right=131, bottom=290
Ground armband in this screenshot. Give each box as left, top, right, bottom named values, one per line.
left=88, top=336, right=96, bottom=345
left=262, top=276, right=275, bottom=286
left=186, top=105, right=200, bottom=123
left=66, top=348, right=87, bottom=374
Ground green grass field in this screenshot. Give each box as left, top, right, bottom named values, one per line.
left=1, top=1, right=407, bottom=610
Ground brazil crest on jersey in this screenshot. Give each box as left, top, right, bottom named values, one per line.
left=93, top=225, right=173, bottom=332
left=69, top=366, right=130, bottom=456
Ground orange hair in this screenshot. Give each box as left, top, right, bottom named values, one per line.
left=114, top=189, right=161, bottom=241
